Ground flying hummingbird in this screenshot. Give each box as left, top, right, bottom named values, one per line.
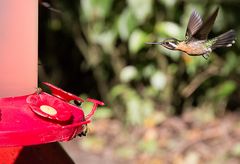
left=146, top=7, right=236, bottom=59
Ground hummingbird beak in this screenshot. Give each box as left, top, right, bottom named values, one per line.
left=145, top=42, right=163, bottom=45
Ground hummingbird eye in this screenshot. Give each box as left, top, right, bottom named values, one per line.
left=163, top=40, right=177, bottom=50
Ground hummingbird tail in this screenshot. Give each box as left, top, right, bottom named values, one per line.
left=212, top=29, right=236, bottom=49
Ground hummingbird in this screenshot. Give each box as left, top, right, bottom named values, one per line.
left=146, top=7, right=236, bottom=59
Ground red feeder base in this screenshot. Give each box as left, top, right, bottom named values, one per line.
left=0, top=82, right=104, bottom=147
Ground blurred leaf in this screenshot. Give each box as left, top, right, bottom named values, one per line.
left=188, top=108, right=215, bottom=125
left=144, top=111, right=166, bottom=127
left=80, top=0, right=113, bottom=21
left=127, top=0, right=153, bottom=24
left=185, top=56, right=208, bottom=76
left=231, top=143, right=240, bottom=157
left=126, top=96, right=142, bottom=125
left=236, top=30, right=240, bottom=48
left=94, top=107, right=113, bottom=119
left=81, top=100, right=95, bottom=115
left=168, top=64, right=178, bottom=74
left=142, top=64, right=156, bottom=79
left=88, top=21, right=107, bottom=42
left=158, top=0, right=177, bottom=9
left=150, top=71, right=167, bottom=91
left=120, top=65, right=139, bottom=83
left=129, top=29, right=148, bottom=54
left=144, top=86, right=160, bottom=98
left=111, top=84, right=155, bottom=125
left=221, top=52, right=238, bottom=76
left=79, top=136, right=105, bottom=153
left=141, top=99, right=154, bottom=117
left=215, top=81, right=236, bottom=100
left=155, top=21, right=183, bottom=39
left=213, top=7, right=225, bottom=33
left=118, top=8, right=138, bottom=40
left=206, top=80, right=237, bottom=102
left=138, top=139, right=158, bottom=154
left=116, top=146, right=136, bottom=159
left=109, top=84, right=129, bottom=101
left=93, top=29, right=117, bottom=53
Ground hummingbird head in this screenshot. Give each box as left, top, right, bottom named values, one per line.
left=160, top=38, right=180, bottom=50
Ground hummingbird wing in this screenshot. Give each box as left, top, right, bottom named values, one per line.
left=192, top=7, right=219, bottom=40
left=185, top=10, right=203, bottom=40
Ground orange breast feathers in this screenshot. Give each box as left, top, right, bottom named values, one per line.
left=176, top=41, right=205, bottom=55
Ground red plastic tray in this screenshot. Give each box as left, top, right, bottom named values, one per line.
left=0, top=82, right=104, bottom=146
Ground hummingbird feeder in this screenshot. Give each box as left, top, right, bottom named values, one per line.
left=0, top=0, right=104, bottom=147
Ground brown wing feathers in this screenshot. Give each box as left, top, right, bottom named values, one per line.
left=186, top=10, right=203, bottom=39
left=193, top=7, right=219, bottom=40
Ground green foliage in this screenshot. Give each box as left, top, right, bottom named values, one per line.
left=129, top=29, right=149, bottom=54
left=40, top=1, right=240, bottom=126
left=81, top=0, right=113, bottom=21
left=155, top=22, right=182, bottom=39
left=119, top=65, right=139, bottom=82
left=206, top=81, right=237, bottom=102
left=127, top=0, right=153, bottom=24
left=110, top=84, right=155, bottom=125
left=118, top=8, right=138, bottom=40
left=150, top=71, right=167, bottom=91
left=221, top=52, right=239, bottom=75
